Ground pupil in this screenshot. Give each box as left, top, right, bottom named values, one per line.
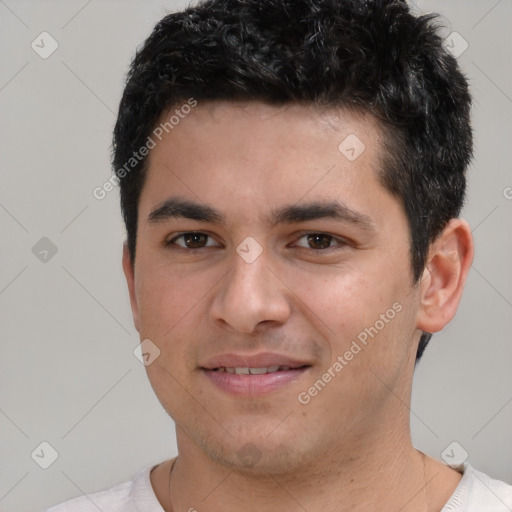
left=308, top=234, right=331, bottom=249
left=185, top=233, right=206, bottom=248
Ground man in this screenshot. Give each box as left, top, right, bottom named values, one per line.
left=45, top=0, right=512, bottom=510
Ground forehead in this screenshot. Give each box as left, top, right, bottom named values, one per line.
left=150, top=100, right=383, bottom=158
left=140, top=101, right=391, bottom=225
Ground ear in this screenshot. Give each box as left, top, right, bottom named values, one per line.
left=122, top=242, right=140, bottom=333
left=416, top=218, right=474, bottom=334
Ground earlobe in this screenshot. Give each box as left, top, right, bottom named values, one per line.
left=416, top=219, right=474, bottom=334
left=122, top=242, right=140, bottom=332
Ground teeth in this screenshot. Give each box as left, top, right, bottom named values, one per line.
left=215, top=365, right=292, bottom=374
left=249, top=367, right=267, bottom=375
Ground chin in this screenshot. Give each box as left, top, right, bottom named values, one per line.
left=212, top=440, right=309, bottom=475
left=186, top=420, right=316, bottom=476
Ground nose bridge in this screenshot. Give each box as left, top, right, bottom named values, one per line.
left=211, top=245, right=290, bottom=333
left=229, top=256, right=264, bottom=303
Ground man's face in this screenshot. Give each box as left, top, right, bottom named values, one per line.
left=125, top=101, right=423, bottom=472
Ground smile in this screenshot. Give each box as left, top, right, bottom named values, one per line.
left=202, top=365, right=310, bottom=396
left=212, top=365, right=300, bottom=374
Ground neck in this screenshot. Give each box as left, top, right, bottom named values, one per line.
left=167, top=422, right=434, bottom=512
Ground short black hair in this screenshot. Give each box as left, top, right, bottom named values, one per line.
left=112, top=0, right=473, bottom=362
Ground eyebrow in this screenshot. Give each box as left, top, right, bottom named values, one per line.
left=147, top=197, right=376, bottom=231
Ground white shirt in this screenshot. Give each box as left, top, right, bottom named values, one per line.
left=43, top=462, right=512, bottom=511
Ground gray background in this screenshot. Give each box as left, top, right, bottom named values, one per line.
left=0, top=1, right=511, bottom=511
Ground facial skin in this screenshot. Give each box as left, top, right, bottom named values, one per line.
left=123, top=101, right=473, bottom=512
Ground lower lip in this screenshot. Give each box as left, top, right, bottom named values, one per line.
left=202, top=367, right=310, bottom=396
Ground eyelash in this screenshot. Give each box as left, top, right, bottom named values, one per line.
left=165, top=231, right=348, bottom=252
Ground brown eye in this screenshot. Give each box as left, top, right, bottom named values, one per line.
left=294, top=233, right=343, bottom=250
left=183, top=233, right=208, bottom=249
left=306, top=233, right=334, bottom=249
left=167, top=232, right=219, bottom=250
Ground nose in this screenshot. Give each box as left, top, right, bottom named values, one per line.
left=210, top=249, right=291, bottom=334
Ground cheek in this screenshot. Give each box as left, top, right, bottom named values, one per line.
left=137, top=258, right=203, bottom=315
left=293, top=271, right=381, bottom=338
left=295, top=266, right=412, bottom=362
left=134, top=261, right=207, bottom=351
left=134, top=259, right=233, bottom=376
left=135, top=265, right=209, bottom=404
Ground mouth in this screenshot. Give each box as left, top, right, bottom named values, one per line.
left=209, top=365, right=309, bottom=375
left=200, top=354, right=312, bottom=396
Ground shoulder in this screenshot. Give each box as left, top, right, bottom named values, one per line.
left=442, top=463, right=512, bottom=512
left=42, top=464, right=163, bottom=512
left=43, top=479, right=133, bottom=512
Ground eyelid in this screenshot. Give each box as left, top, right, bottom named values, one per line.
left=291, top=232, right=349, bottom=250
left=166, top=231, right=222, bottom=249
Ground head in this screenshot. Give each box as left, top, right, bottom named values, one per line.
left=116, top=0, right=473, bottom=472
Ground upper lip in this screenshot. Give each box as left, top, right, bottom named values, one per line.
left=201, top=352, right=312, bottom=370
